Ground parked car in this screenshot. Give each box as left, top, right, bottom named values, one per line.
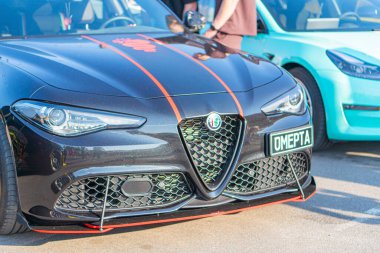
left=0, top=0, right=315, bottom=234
left=243, top=0, right=380, bottom=150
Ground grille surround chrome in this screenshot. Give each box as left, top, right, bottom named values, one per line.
left=55, top=173, right=193, bottom=213
left=178, top=115, right=243, bottom=190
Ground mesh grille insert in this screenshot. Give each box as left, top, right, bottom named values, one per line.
left=179, top=115, right=242, bottom=189
left=55, top=173, right=192, bottom=212
left=226, top=153, right=309, bottom=195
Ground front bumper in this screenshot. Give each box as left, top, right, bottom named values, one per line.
left=318, top=70, right=380, bottom=141
left=6, top=89, right=314, bottom=232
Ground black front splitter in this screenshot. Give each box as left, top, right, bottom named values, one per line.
left=30, top=177, right=316, bottom=234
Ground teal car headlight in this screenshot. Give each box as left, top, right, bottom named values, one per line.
left=261, top=84, right=306, bottom=116
left=327, top=50, right=380, bottom=80
left=12, top=100, right=146, bottom=136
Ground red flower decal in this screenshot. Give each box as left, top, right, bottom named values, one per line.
left=113, top=38, right=157, bottom=53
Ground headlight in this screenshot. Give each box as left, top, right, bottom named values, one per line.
left=12, top=100, right=146, bottom=136
left=327, top=50, right=380, bottom=80
left=261, top=84, right=307, bottom=116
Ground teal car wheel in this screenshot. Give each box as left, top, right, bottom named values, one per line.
left=289, top=67, right=332, bottom=150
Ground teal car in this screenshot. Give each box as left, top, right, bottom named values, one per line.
left=243, top=0, right=380, bottom=150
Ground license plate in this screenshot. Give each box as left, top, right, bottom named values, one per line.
left=269, top=126, right=313, bottom=156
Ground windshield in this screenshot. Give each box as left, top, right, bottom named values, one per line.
left=262, top=0, right=380, bottom=31
left=0, top=0, right=184, bottom=38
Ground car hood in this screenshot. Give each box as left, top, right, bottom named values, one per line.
left=289, top=31, right=380, bottom=63
left=0, top=33, right=283, bottom=99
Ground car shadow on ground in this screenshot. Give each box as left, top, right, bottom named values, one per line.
left=289, top=141, right=380, bottom=225
left=313, top=141, right=380, bottom=187
left=290, top=188, right=380, bottom=224
left=0, top=142, right=379, bottom=246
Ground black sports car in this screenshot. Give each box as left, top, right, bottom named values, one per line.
left=0, top=0, right=315, bottom=234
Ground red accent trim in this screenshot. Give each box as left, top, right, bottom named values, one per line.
left=137, top=34, right=244, bottom=117
left=293, top=189, right=317, bottom=202
left=81, top=35, right=182, bottom=123
left=33, top=228, right=113, bottom=234
left=85, top=193, right=314, bottom=230
left=32, top=191, right=315, bottom=234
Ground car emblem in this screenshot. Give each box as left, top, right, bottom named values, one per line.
left=206, top=113, right=222, bottom=131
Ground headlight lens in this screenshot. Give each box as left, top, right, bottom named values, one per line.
left=327, top=50, right=380, bottom=80
left=261, top=84, right=307, bottom=116
left=12, top=100, right=146, bottom=136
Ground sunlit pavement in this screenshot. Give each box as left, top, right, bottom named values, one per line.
left=0, top=142, right=379, bottom=253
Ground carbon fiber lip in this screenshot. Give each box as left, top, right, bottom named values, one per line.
left=30, top=176, right=316, bottom=234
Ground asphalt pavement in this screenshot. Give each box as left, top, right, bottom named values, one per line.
left=0, top=142, right=379, bottom=253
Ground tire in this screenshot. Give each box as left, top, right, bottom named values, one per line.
left=0, top=118, right=29, bottom=235
left=289, top=67, right=333, bottom=151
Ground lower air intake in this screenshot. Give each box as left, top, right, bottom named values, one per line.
left=55, top=173, right=192, bottom=213
left=225, top=153, right=309, bottom=195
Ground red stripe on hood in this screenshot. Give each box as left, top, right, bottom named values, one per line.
left=137, top=34, right=244, bottom=117
left=81, top=35, right=182, bottom=123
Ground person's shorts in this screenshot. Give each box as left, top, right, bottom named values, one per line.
left=214, top=32, right=243, bottom=51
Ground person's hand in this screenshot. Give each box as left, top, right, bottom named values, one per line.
left=194, top=53, right=210, bottom=61
left=203, top=29, right=218, bottom=39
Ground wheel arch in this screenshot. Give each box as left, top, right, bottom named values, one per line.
left=0, top=113, right=31, bottom=233
left=281, top=62, right=334, bottom=149
left=282, top=62, right=304, bottom=72
left=281, top=62, right=328, bottom=110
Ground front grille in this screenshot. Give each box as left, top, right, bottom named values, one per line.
left=179, top=115, right=242, bottom=189
left=226, top=153, right=309, bottom=195
left=55, top=173, right=192, bottom=212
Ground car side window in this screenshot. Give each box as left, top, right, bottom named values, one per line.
left=257, top=12, right=268, bottom=33
left=33, top=3, right=62, bottom=35
left=0, top=4, right=21, bottom=37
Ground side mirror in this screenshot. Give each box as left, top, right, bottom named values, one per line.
left=184, top=11, right=207, bottom=33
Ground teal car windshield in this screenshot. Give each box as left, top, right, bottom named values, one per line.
left=0, top=0, right=182, bottom=38
left=262, top=0, right=380, bottom=31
